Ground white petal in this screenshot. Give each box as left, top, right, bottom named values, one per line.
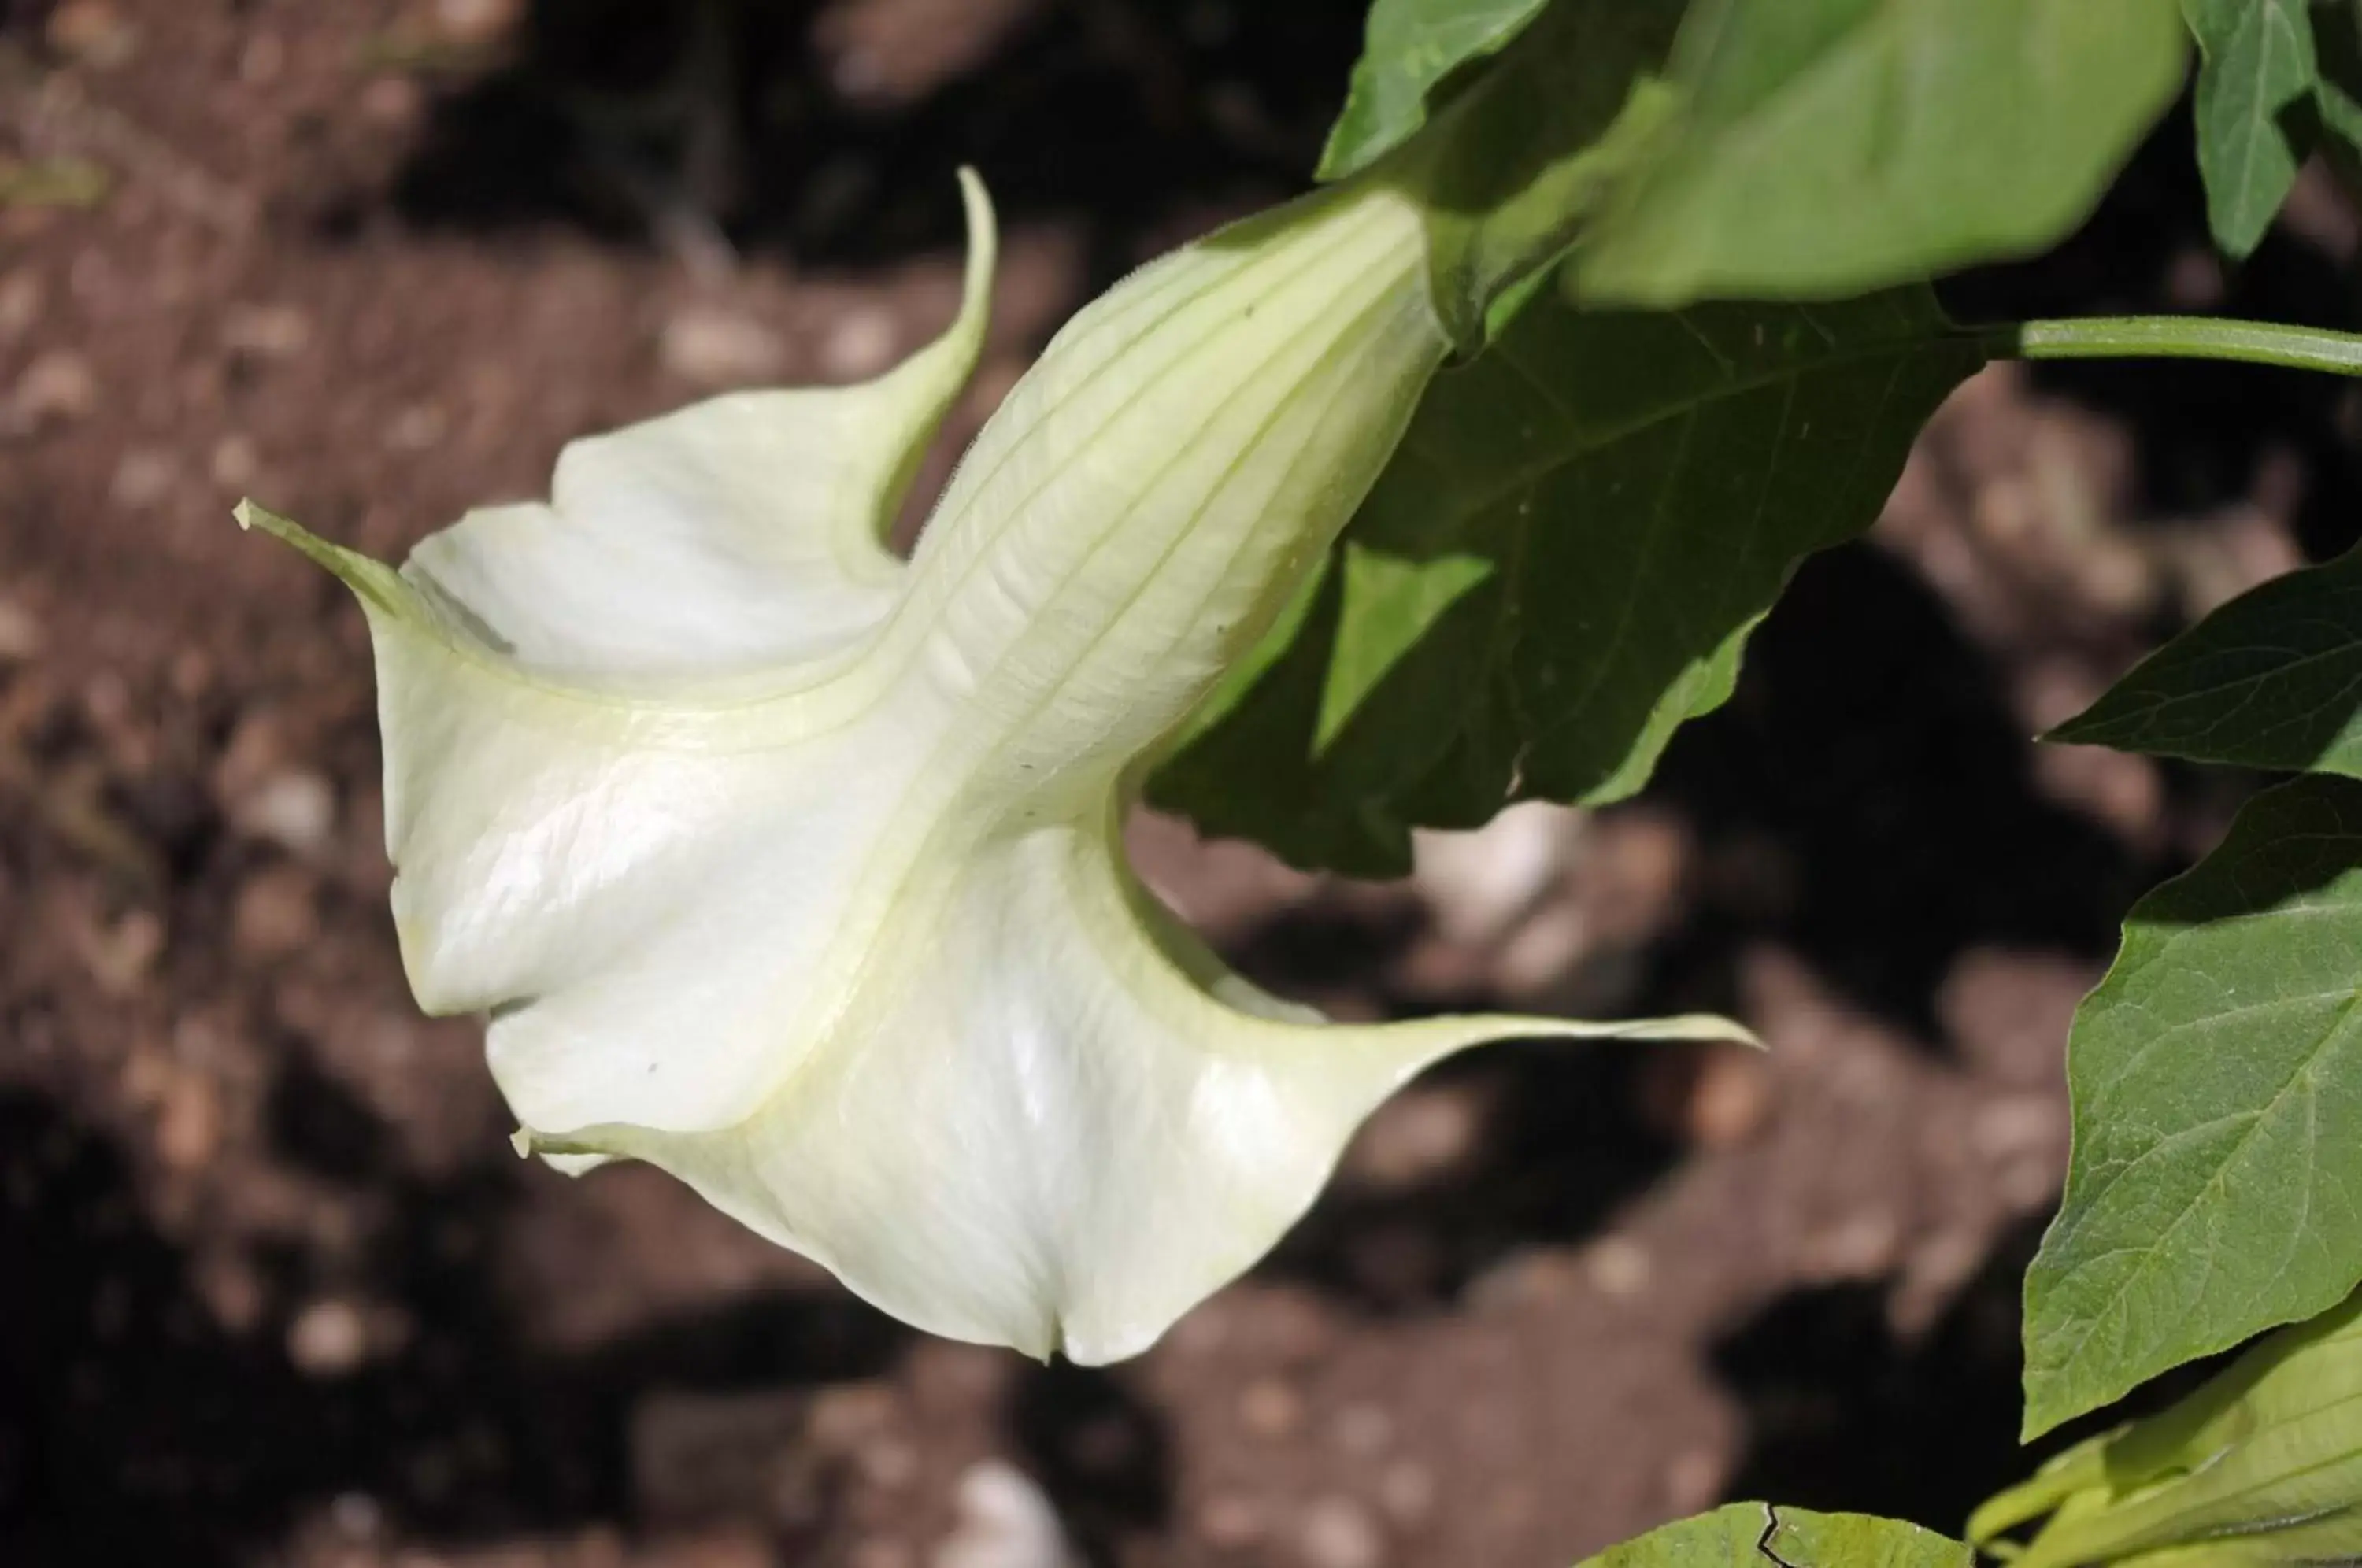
left=235, top=513, right=935, bottom=1139
left=548, top=804, right=1747, bottom=1363
left=403, top=169, right=997, bottom=689
left=228, top=177, right=995, bottom=1130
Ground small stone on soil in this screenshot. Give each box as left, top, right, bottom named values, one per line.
left=74, top=906, right=163, bottom=996
left=154, top=1060, right=219, bottom=1170
left=435, top=0, right=525, bottom=47
left=1196, top=1492, right=1265, bottom=1548
left=1798, top=1211, right=1902, bottom=1282
left=235, top=769, right=338, bottom=857
left=931, top=1460, right=1075, bottom=1568
left=859, top=1437, right=920, bottom=1491
left=1237, top=1377, right=1305, bottom=1440
left=1583, top=1237, right=1653, bottom=1299
left=46, top=0, right=139, bottom=67
left=1297, top=1496, right=1385, bottom=1568
left=11, top=349, right=98, bottom=427
left=221, top=303, right=313, bottom=360
left=820, top=305, right=901, bottom=381
left=359, top=75, right=424, bottom=130
left=287, top=1297, right=370, bottom=1376
left=211, top=433, right=261, bottom=490
left=0, top=597, right=41, bottom=660
left=1661, top=1448, right=1723, bottom=1514
left=109, top=448, right=179, bottom=511
left=0, top=274, right=42, bottom=342
left=386, top=403, right=450, bottom=452
left=1375, top=1461, right=1435, bottom=1527
left=1641, top=1045, right=1773, bottom=1150
left=234, top=863, right=319, bottom=960
left=1971, top=1093, right=2064, bottom=1163
left=1342, top=1084, right=1482, bottom=1192
left=661, top=307, right=790, bottom=388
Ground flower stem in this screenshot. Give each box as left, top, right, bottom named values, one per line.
left=1986, top=315, right=2362, bottom=376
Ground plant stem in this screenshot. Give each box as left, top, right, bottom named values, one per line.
left=1987, top=316, right=2362, bottom=376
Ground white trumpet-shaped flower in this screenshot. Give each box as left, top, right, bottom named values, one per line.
left=248, top=169, right=1742, bottom=1363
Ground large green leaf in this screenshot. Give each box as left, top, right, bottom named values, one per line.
left=1387, top=0, right=1689, bottom=346
left=1579, top=1503, right=1971, bottom=1566
left=1571, top=0, right=2190, bottom=306
left=2183, top=0, right=2319, bottom=260
left=1349, top=0, right=2183, bottom=339
left=2022, top=776, right=2362, bottom=1438
left=1318, top=0, right=1560, bottom=179
left=1148, top=276, right=1983, bottom=877
left=2050, top=547, right=2362, bottom=775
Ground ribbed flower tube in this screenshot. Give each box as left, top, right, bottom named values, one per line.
left=889, top=181, right=1442, bottom=792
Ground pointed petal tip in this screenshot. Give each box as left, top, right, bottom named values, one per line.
left=513, top=1126, right=620, bottom=1178
left=236, top=498, right=353, bottom=580
left=1448, top=1010, right=1760, bottom=1052
left=233, top=497, right=412, bottom=618
left=953, top=165, right=996, bottom=283
left=1598, top=1012, right=1764, bottom=1050
left=235, top=497, right=338, bottom=556
left=233, top=495, right=291, bottom=539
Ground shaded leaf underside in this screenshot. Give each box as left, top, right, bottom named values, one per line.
left=1151, top=279, right=1983, bottom=876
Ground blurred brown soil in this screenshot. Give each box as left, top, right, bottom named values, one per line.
left=2, top=2, right=2356, bottom=1566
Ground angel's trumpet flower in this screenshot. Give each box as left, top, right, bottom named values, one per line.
left=248, top=168, right=1738, bottom=1363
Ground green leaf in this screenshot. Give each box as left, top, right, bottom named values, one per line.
left=2310, top=1, right=2362, bottom=184
left=1149, top=276, right=1983, bottom=877
left=1318, top=0, right=1560, bottom=180
left=1388, top=0, right=1690, bottom=347
left=1578, top=1503, right=1972, bottom=1566
left=1572, top=0, right=2190, bottom=306
left=2022, top=776, right=2362, bottom=1438
left=2183, top=0, right=2319, bottom=260
left=1976, top=1289, right=2362, bottom=1567
left=1372, top=0, right=2184, bottom=339
left=2050, top=546, right=2362, bottom=775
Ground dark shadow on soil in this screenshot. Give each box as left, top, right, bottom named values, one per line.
left=1653, top=545, right=2149, bottom=1041
left=1711, top=1216, right=2244, bottom=1544
left=0, top=1085, right=907, bottom=1568
left=1257, top=1045, right=1680, bottom=1314
left=1710, top=1220, right=2044, bottom=1538
left=380, top=0, right=1369, bottom=281
left=1009, top=1361, right=1173, bottom=1567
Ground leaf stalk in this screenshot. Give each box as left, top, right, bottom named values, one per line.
left=1990, top=314, right=2362, bottom=376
